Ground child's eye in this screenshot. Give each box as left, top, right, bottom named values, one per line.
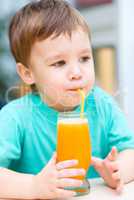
left=79, top=56, right=90, bottom=63
left=52, top=60, right=66, bottom=67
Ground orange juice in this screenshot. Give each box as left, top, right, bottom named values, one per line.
left=57, top=113, right=91, bottom=180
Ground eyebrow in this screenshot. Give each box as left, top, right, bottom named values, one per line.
left=45, top=54, right=65, bottom=63
left=78, top=48, right=91, bottom=54
left=45, top=48, right=91, bottom=63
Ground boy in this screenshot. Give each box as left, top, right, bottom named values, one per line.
left=0, top=0, right=134, bottom=199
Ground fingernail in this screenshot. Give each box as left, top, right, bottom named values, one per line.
left=79, top=180, right=84, bottom=185
left=72, top=192, right=76, bottom=196
left=72, top=160, right=78, bottom=164
left=80, top=169, right=86, bottom=174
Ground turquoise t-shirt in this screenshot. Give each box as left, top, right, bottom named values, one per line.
left=0, top=86, right=134, bottom=178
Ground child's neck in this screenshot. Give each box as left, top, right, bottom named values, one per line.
left=50, top=104, right=79, bottom=112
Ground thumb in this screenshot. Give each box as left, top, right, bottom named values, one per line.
left=39, top=152, right=57, bottom=175
left=49, top=152, right=57, bottom=164
left=107, top=146, right=118, bottom=161
left=45, top=152, right=57, bottom=168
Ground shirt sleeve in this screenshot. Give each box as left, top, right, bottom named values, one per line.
left=106, top=97, right=134, bottom=152
left=0, top=106, right=22, bottom=168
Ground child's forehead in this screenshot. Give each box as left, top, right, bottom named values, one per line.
left=51, top=28, right=89, bottom=40
left=31, top=30, right=91, bottom=56
left=36, top=29, right=90, bottom=48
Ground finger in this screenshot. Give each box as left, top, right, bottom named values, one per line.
left=116, top=180, right=124, bottom=194
left=56, top=160, right=78, bottom=170
left=103, top=161, right=119, bottom=173
left=91, top=156, right=103, bottom=169
left=112, top=171, right=121, bottom=181
left=110, top=162, right=119, bottom=172
left=57, top=178, right=83, bottom=188
left=56, top=188, right=76, bottom=198
left=58, top=168, right=86, bottom=178
left=107, top=147, right=118, bottom=161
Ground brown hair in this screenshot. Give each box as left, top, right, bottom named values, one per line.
left=9, top=0, right=90, bottom=92
left=9, top=0, right=90, bottom=66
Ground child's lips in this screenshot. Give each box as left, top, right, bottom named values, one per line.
left=69, top=89, right=79, bottom=91
left=67, top=87, right=84, bottom=92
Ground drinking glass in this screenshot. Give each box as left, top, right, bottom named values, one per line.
left=57, top=112, right=91, bottom=196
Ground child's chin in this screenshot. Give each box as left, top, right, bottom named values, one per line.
left=62, top=99, right=81, bottom=109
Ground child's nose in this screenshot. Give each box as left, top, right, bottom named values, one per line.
left=68, top=66, right=82, bottom=80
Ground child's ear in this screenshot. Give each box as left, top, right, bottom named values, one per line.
left=16, top=63, right=35, bottom=85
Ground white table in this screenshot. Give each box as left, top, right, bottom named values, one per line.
left=0, top=178, right=133, bottom=200
left=69, top=178, right=134, bottom=200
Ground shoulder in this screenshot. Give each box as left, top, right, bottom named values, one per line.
left=87, top=86, right=122, bottom=122
left=92, top=86, right=120, bottom=110
left=0, top=93, right=35, bottom=121
left=92, top=86, right=115, bottom=103
left=87, top=86, right=117, bottom=109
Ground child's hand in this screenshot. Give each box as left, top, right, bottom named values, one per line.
left=91, top=147, right=123, bottom=193
left=33, top=153, right=85, bottom=199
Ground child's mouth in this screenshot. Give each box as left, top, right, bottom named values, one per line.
left=68, top=88, right=83, bottom=92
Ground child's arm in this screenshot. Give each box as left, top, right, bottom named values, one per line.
left=0, top=153, right=85, bottom=199
left=91, top=147, right=134, bottom=192
left=0, top=168, right=35, bottom=199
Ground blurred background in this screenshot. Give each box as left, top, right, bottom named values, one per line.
left=0, top=0, right=134, bottom=131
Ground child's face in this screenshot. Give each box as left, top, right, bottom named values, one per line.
left=29, top=29, right=95, bottom=111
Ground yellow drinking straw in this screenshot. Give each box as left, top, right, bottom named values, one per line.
left=78, top=89, right=85, bottom=118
